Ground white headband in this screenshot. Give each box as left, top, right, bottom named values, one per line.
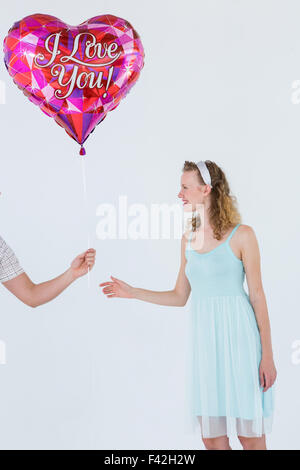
left=196, top=161, right=213, bottom=188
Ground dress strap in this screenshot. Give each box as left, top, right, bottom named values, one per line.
left=226, top=223, right=241, bottom=243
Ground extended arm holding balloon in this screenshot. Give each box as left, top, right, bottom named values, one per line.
left=3, top=249, right=96, bottom=308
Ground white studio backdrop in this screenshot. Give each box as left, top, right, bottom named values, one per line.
left=0, top=0, right=299, bottom=450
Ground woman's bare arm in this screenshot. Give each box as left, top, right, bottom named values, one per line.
left=100, top=235, right=191, bottom=307
left=241, top=226, right=273, bottom=354
left=241, top=225, right=277, bottom=390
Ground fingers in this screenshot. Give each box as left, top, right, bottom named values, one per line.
left=86, top=254, right=95, bottom=265
left=99, top=273, right=125, bottom=299
left=259, top=362, right=277, bottom=392
left=264, top=372, right=277, bottom=392
left=101, top=282, right=113, bottom=289
left=101, top=282, right=117, bottom=297
left=259, top=367, right=265, bottom=389
left=101, top=288, right=115, bottom=296
left=85, top=248, right=96, bottom=267
left=264, top=379, right=269, bottom=392
left=76, top=248, right=96, bottom=260
left=99, top=276, right=120, bottom=287
left=264, top=373, right=273, bottom=392
left=261, top=371, right=272, bottom=392
left=99, top=278, right=118, bottom=298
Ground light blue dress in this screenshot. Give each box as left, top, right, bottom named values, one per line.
left=184, top=223, right=275, bottom=438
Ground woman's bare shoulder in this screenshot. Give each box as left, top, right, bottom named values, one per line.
left=236, top=224, right=259, bottom=250
left=237, top=224, right=256, bottom=237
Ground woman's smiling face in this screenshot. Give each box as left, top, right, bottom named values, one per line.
left=178, top=170, right=210, bottom=212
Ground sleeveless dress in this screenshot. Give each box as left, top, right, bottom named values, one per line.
left=184, top=223, right=275, bottom=438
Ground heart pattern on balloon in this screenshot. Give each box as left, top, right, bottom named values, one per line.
left=3, top=13, right=145, bottom=147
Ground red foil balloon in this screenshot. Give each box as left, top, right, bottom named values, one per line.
left=3, top=14, right=145, bottom=148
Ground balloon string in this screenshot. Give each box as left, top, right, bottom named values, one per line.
left=81, top=155, right=90, bottom=289
left=80, top=151, right=96, bottom=445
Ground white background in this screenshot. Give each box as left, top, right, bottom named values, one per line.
left=0, top=0, right=299, bottom=450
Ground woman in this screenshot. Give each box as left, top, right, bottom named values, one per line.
left=99, top=160, right=277, bottom=451
left=0, top=234, right=96, bottom=306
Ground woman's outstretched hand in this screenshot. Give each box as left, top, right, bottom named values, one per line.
left=99, top=276, right=134, bottom=299
left=70, top=248, right=96, bottom=279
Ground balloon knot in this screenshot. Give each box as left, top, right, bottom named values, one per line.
left=79, top=145, right=86, bottom=156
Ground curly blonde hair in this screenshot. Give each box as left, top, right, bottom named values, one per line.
left=183, top=160, right=242, bottom=240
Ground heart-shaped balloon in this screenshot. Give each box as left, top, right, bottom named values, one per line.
left=3, top=13, right=145, bottom=150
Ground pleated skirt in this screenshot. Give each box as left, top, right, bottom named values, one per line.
left=184, top=294, right=275, bottom=438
